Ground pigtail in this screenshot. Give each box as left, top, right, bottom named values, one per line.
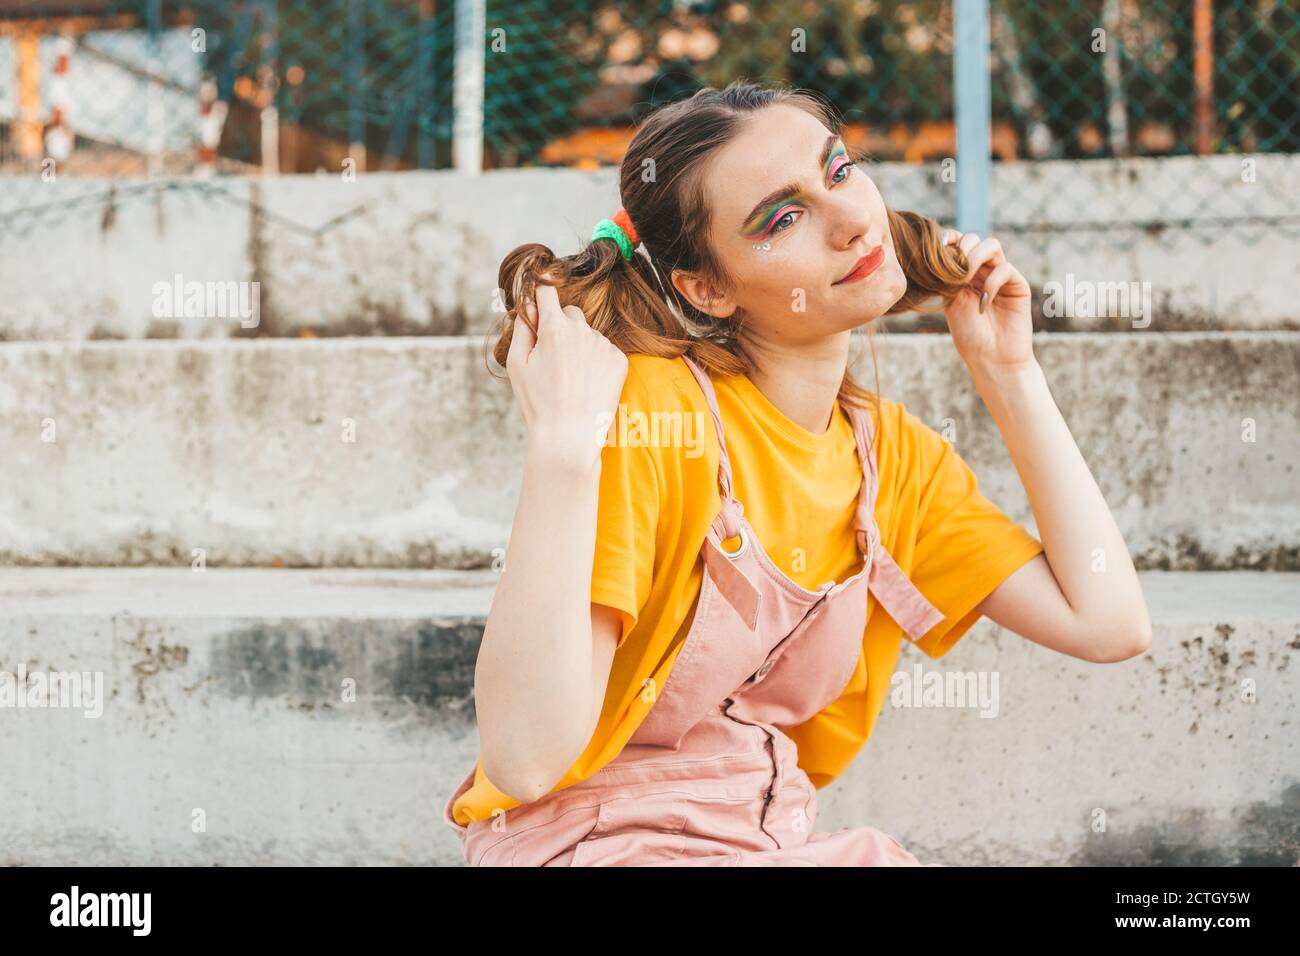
left=884, top=207, right=971, bottom=315
left=485, top=233, right=748, bottom=382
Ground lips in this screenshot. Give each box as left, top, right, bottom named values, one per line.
left=835, top=245, right=885, bottom=284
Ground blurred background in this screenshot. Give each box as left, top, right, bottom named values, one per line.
left=1, top=1, right=1297, bottom=866
left=1, top=0, right=1298, bottom=332
left=3, top=1, right=1297, bottom=173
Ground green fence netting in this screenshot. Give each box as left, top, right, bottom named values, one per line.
left=1, top=0, right=1296, bottom=246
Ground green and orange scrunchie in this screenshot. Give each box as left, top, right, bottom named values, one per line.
left=590, top=208, right=640, bottom=261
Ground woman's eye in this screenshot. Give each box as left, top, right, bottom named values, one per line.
left=830, top=160, right=853, bottom=184
left=770, top=209, right=799, bottom=234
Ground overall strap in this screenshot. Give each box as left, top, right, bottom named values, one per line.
left=847, top=397, right=882, bottom=557
left=679, top=353, right=745, bottom=542
left=679, top=353, right=762, bottom=630
left=844, top=400, right=947, bottom=645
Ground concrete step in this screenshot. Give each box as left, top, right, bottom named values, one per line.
left=3, top=156, right=1297, bottom=339
left=1, top=332, right=1296, bottom=569
left=0, top=567, right=1295, bottom=865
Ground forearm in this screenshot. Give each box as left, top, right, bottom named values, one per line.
left=967, top=358, right=1151, bottom=645
left=475, top=441, right=602, bottom=802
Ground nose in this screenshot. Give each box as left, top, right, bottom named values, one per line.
left=828, top=191, right=874, bottom=250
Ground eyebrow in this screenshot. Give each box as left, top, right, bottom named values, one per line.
left=739, top=132, right=844, bottom=233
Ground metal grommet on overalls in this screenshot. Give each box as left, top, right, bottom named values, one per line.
left=720, top=526, right=749, bottom=559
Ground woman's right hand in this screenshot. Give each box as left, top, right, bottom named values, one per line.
left=505, top=283, right=629, bottom=467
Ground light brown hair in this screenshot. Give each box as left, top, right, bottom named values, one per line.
left=486, top=80, right=969, bottom=442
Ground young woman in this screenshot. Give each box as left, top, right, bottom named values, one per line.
left=441, top=81, right=1152, bottom=866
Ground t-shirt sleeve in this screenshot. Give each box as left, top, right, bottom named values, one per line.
left=898, top=405, right=1045, bottom=659
left=589, top=374, right=660, bottom=650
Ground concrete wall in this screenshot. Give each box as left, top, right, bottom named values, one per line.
left=2, top=154, right=1296, bottom=340
left=0, top=333, right=1295, bottom=570
left=1, top=567, right=1295, bottom=865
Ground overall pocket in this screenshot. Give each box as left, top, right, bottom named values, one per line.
left=568, top=795, right=690, bottom=866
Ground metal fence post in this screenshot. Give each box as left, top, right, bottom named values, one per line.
left=453, top=0, right=485, bottom=174
left=954, top=0, right=991, bottom=235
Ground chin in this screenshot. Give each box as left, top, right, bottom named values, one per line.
left=839, top=300, right=891, bottom=332
left=852, top=279, right=908, bottom=327
left=879, top=258, right=908, bottom=303
left=862, top=271, right=907, bottom=322
left=829, top=259, right=909, bottom=330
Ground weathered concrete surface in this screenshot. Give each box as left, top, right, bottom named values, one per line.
left=0, top=332, right=1296, bottom=570
left=1, top=154, right=1296, bottom=339
left=0, top=567, right=1294, bottom=866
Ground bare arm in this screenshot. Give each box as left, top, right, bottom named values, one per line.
left=971, top=362, right=1150, bottom=663
left=942, top=230, right=1153, bottom=663
left=475, top=450, right=621, bottom=802
left=474, top=284, right=629, bottom=802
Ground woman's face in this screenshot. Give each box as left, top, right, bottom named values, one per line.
left=675, top=103, right=907, bottom=345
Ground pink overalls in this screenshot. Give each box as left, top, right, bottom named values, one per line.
left=442, top=355, right=948, bottom=866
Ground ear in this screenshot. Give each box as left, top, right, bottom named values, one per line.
left=670, top=268, right=738, bottom=320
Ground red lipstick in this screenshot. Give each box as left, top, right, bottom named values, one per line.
left=834, top=245, right=885, bottom=285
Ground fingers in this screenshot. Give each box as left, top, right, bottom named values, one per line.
left=944, top=230, right=1004, bottom=274
left=942, top=229, right=1021, bottom=313
left=942, top=228, right=981, bottom=258
left=964, top=236, right=1004, bottom=279
left=506, top=294, right=537, bottom=368
left=979, top=260, right=1021, bottom=305
left=533, top=283, right=564, bottom=337
left=507, top=283, right=596, bottom=370
left=944, top=229, right=983, bottom=284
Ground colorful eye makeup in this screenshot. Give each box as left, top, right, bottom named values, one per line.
left=825, top=143, right=852, bottom=184
left=743, top=196, right=808, bottom=242
left=741, top=138, right=853, bottom=244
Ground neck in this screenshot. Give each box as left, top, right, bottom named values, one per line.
left=743, top=331, right=851, bottom=436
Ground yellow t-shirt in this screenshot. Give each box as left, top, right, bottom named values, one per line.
left=449, top=352, right=1044, bottom=826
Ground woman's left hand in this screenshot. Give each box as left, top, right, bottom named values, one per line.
left=941, top=230, right=1035, bottom=373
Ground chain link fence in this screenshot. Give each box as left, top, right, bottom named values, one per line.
left=1, top=1, right=1296, bottom=247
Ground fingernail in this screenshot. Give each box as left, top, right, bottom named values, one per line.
left=979, top=291, right=989, bottom=314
